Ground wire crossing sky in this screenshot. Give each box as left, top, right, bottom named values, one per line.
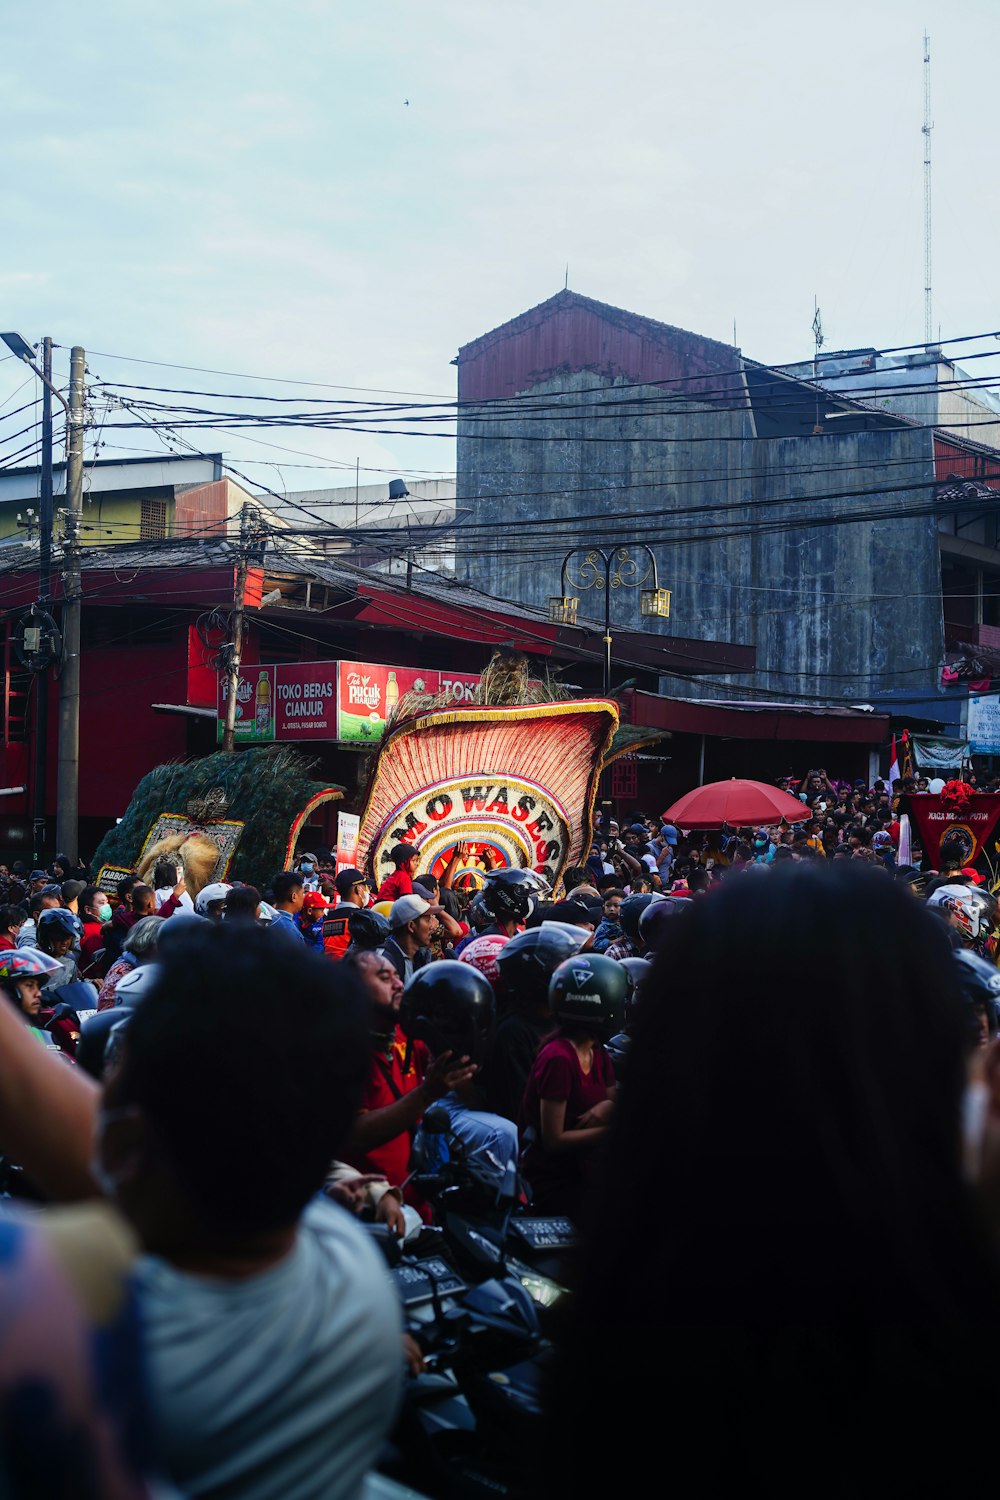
left=3, top=0, right=1000, bottom=486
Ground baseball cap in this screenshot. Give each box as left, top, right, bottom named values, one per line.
left=302, top=891, right=329, bottom=911
left=334, top=867, right=367, bottom=897
left=389, top=894, right=432, bottom=927
left=660, top=824, right=678, bottom=846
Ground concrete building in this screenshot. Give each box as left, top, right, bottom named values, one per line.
left=276, top=476, right=459, bottom=578
left=454, top=290, right=1000, bottom=731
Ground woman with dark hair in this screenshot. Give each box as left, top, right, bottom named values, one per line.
left=548, top=864, right=1000, bottom=1496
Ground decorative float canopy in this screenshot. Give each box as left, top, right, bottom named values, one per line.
left=357, top=701, right=619, bottom=892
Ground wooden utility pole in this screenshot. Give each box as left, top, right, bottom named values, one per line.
left=55, top=346, right=85, bottom=862
left=222, top=503, right=255, bottom=753
left=32, top=337, right=54, bottom=863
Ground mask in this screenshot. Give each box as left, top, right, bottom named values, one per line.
left=301, top=863, right=314, bottom=875
left=97, top=903, right=112, bottom=923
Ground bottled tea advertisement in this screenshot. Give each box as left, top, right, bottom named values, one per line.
left=217, top=666, right=276, bottom=743
left=336, top=662, right=435, bottom=742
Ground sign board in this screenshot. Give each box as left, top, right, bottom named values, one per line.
left=968, top=694, right=1000, bottom=755
left=335, top=811, right=360, bottom=877
left=95, top=864, right=135, bottom=897
left=217, top=660, right=481, bottom=745
left=336, top=662, right=481, bottom=743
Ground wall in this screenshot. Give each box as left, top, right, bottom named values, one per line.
left=455, top=369, right=758, bottom=695
left=748, top=426, right=940, bottom=700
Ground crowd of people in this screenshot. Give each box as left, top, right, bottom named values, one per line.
left=0, top=766, right=999, bottom=1496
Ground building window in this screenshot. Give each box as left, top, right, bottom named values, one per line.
left=140, top=499, right=168, bottom=540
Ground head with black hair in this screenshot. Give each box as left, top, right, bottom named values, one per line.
left=225, top=884, right=261, bottom=924
left=153, top=858, right=179, bottom=890
left=98, top=923, right=369, bottom=1252
left=271, top=871, right=305, bottom=910
left=549, top=863, right=1000, bottom=1493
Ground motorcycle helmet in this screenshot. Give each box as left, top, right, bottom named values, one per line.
left=495, top=921, right=589, bottom=1008
left=372, top=900, right=394, bottom=920
left=482, top=868, right=539, bottom=924
left=0, top=946, right=62, bottom=1020
left=926, top=884, right=992, bottom=949
left=194, top=882, right=232, bottom=918
left=399, top=959, right=495, bottom=1066
left=637, top=895, right=691, bottom=952
left=458, top=932, right=509, bottom=985
left=37, top=906, right=82, bottom=942
left=618, top=956, right=653, bottom=1024
left=347, top=907, right=391, bottom=950
left=953, top=948, right=1000, bottom=1049
left=113, top=963, right=164, bottom=1007
left=548, top=953, right=628, bottom=1040
left=619, top=892, right=656, bottom=945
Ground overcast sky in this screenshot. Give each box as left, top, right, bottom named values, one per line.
left=3, top=0, right=999, bottom=490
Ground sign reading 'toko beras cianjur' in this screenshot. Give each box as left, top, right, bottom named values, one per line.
left=371, top=777, right=570, bottom=889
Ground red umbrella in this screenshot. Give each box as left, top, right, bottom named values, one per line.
left=662, top=778, right=808, bottom=830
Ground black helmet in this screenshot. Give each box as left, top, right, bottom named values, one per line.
left=482, top=868, right=539, bottom=923
left=619, top=892, right=656, bottom=943
left=954, top=948, right=1000, bottom=1047
left=399, top=960, right=495, bottom=1066
left=548, top=953, right=628, bottom=1040
left=467, top=892, right=492, bottom=930
left=495, top=921, right=589, bottom=1007
left=638, top=895, right=690, bottom=951
left=347, top=907, right=390, bottom=950
left=618, top=956, right=653, bottom=1025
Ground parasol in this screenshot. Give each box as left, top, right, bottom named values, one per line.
left=662, top=778, right=810, bottom=830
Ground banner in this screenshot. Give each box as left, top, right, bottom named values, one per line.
left=218, top=659, right=481, bottom=745
left=905, top=793, right=1000, bottom=868
left=969, top=694, right=1000, bottom=755
left=335, top=661, right=481, bottom=743
left=335, top=812, right=360, bottom=877
left=910, top=736, right=970, bottom=772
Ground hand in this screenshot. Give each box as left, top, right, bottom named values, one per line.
left=324, top=1172, right=387, bottom=1214
left=375, top=1190, right=407, bottom=1238
left=422, top=1049, right=476, bottom=1101
left=402, top=1334, right=426, bottom=1376
left=574, top=1099, right=614, bottom=1129
left=173, top=875, right=187, bottom=896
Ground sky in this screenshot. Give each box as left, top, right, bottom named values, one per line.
left=2, top=0, right=1000, bottom=492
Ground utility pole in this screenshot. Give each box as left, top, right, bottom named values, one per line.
left=55, top=346, right=85, bottom=862
left=32, top=337, right=54, bottom=863
left=923, top=32, right=933, bottom=347
left=222, top=503, right=254, bottom=753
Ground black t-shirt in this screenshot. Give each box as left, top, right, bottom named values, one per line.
left=482, top=1010, right=552, bottom=1123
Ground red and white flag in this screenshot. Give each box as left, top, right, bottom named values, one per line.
left=888, top=734, right=900, bottom=786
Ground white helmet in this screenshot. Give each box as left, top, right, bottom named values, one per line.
left=194, top=882, right=232, bottom=916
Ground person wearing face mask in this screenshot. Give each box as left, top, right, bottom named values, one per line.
left=294, top=852, right=321, bottom=893
left=79, top=886, right=113, bottom=978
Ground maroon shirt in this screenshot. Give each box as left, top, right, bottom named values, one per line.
left=520, top=1036, right=614, bottom=1216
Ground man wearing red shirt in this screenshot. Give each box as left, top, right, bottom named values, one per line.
left=344, top=948, right=474, bottom=1191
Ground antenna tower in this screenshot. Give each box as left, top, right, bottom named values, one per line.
left=922, top=32, right=933, bottom=346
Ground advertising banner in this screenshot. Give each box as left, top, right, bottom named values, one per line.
left=968, top=694, right=1000, bottom=755
left=217, top=665, right=276, bottom=744
left=218, top=659, right=482, bottom=745
left=336, top=661, right=481, bottom=743
left=335, top=812, right=360, bottom=877
left=905, top=793, right=1000, bottom=868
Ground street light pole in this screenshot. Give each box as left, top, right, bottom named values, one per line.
left=549, top=544, right=669, bottom=695
left=55, top=346, right=85, bottom=862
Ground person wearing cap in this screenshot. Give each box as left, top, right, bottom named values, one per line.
left=297, top=891, right=330, bottom=949
left=269, top=871, right=306, bottom=943
left=322, top=870, right=371, bottom=961
left=293, top=853, right=321, bottom=893
left=380, top=895, right=439, bottom=985
left=17, top=889, right=63, bottom=949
